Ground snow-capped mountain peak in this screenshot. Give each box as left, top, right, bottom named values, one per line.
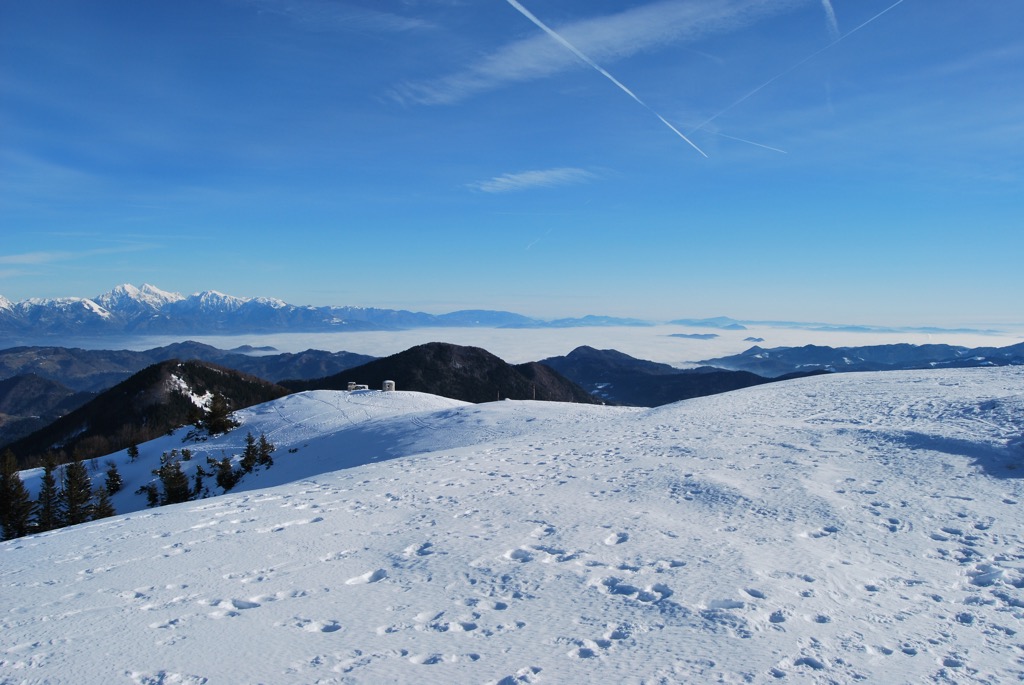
left=185, top=290, right=248, bottom=312
left=95, top=283, right=184, bottom=314
left=139, top=283, right=184, bottom=305
left=248, top=296, right=288, bottom=309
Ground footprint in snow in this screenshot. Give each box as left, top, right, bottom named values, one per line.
left=201, top=598, right=261, bottom=611
left=504, top=548, right=534, bottom=563
left=408, top=653, right=445, bottom=665
left=127, top=670, right=208, bottom=685
left=707, top=599, right=745, bottom=610
left=304, top=619, right=342, bottom=633
left=345, top=569, right=387, bottom=585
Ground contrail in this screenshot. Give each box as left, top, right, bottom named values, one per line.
left=526, top=227, right=553, bottom=250
left=820, top=0, right=841, bottom=42
left=504, top=0, right=707, bottom=158
left=713, top=131, right=788, bottom=154
left=693, top=0, right=907, bottom=132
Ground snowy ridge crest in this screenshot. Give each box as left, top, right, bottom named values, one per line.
left=95, top=283, right=184, bottom=313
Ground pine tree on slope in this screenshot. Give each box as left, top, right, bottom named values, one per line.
left=61, top=460, right=94, bottom=526
left=91, top=487, right=116, bottom=520
left=240, top=432, right=259, bottom=473
left=156, top=457, right=191, bottom=505
left=0, top=449, right=35, bottom=540
left=105, top=461, right=123, bottom=495
left=35, top=457, right=61, bottom=532
left=257, top=433, right=275, bottom=469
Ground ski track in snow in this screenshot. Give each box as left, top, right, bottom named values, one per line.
left=2, top=368, right=1023, bottom=683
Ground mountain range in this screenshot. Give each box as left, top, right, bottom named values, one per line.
left=4, top=284, right=1009, bottom=341
left=0, top=284, right=648, bottom=339
left=0, top=341, right=375, bottom=393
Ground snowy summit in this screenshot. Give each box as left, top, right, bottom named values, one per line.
left=2, top=367, right=1023, bottom=683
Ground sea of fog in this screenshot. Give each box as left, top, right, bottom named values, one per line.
left=91, top=324, right=1024, bottom=367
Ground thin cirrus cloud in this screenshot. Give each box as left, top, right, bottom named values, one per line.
left=242, top=0, right=434, bottom=33
left=392, top=0, right=809, bottom=105
left=0, top=244, right=156, bottom=267
left=468, top=167, right=598, bottom=193
left=0, top=251, right=77, bottom=266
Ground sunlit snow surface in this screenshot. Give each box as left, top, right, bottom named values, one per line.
left=3, top=369, right=1024, bottom=684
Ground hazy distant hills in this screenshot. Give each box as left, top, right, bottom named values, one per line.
left=0, top=283, right=648, bottom=340
left=283, top=342, right=600, bottom=405
left=669, top=315, right=1004, bottom=335
left=701, top=341, right=1024, bottom=377
left=0, top=374, right=95, bottom=448
left=0, top=342, right=375, bottom=393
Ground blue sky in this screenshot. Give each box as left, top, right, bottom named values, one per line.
left=2, top=0, right=1021, bottom=326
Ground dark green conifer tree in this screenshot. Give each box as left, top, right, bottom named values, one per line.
left=192, top=464, right=207, bottom=499
left=61, top=460, right=94, bottom=526
left=214, top=456, right=238, bottom=491
left=35, top=456, right=61, bottom=532
left=257, top=433, right=275, bottom=469
left=240, top=432, right=259, bottom=473
left=156, top=457, right=191, bottom=505
left=136, top=482, right=159, bottom=508
left=91, top=487, right=116, bottom=520
left=203, top=394, right=238, bottom=435
left=105, top=461, right=123, bottom=495
left=1, top=449, right=35, bottom=540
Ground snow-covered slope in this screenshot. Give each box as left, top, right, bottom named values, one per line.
left=2, top=368, right=1023, bottom=684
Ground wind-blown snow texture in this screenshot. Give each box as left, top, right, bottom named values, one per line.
left=3, top=368, right=1023, bottom=684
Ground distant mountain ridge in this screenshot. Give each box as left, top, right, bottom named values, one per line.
left=700, top=341, right=1024, bottom=377
left=0, top=341, right=376, bottom=393
left=0, top=374, right=94, bottom=447
left=670, top=315, right=1004, bottom=335
left=0, top=283, right=649, bottom=339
